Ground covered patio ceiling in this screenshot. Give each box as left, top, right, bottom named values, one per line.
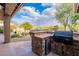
left=0, top=3, right=24, bottom=20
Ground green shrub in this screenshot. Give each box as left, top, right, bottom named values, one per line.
left=21, top=32, right=25, bottom=36
left=11, top=33, right=20, bottom=38
left=21, top=32, right=28, bottom=36
left=0, top=28, right=3, bottom=33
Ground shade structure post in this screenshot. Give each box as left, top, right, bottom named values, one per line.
left=3, top=15, right=11, bottom=43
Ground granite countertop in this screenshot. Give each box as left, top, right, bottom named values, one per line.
left=73, top=35, right=79, bottom=41
left=34, top=33, right=53, bottom=39
left=30, top=31, right=79, bottom=41
left=34, top=34, right=79, bottom=41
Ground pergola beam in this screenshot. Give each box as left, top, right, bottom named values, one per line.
left=5, top=3, right=17, bottom=16
left=73, top=3, right=79, bottom=13
left=3, top=15, right=11, bottom=43
left=2, top=3, right=24, bottom=43
left=0, top=4, right=4, bottom=20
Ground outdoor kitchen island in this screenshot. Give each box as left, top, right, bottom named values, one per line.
left=30, top=31, right=79, bottom=56
left=30, top=31, right=53, bottom=56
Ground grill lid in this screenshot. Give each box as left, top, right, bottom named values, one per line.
left=53, top=31, right=73, bottom=45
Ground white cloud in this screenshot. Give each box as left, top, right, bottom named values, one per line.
left=19, top=6, right=41, bottom=19
left=17, top=6, right=52, bottom=21
left=41, top=3, right=60, bottom=19
left=42, top=3, right=60, bottom=7
left=20, top=15, right=33, bottom=21
left=42, top=8, right=58, bottom=18
left=12, top=15, right=33, bottom=24
left=12, top=3, right=60, bottom=26
left=18, top=4, right=58, bottom=20
left=11, top=18, right=27, bottom=24
left=37, top=14, right=50, bottom=20
left=42, top=3, right=56, bottom=7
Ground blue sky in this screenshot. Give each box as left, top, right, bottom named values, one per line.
left=11, top=3, right=60, bottom=26
left=24, top=3, right=48, bottom=13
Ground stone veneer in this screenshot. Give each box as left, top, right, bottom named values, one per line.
left=51, top=34, right=79, bottom=56
left=30, top=31, right=79, bottom=56
left=30, top=31, right=52, bottom=56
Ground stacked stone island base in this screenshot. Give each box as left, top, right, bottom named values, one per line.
left=51, top=34, right=79, bottom=56
left=30, top=31, right=79, bottom=56
left=30, top=31, right=52, bottom=56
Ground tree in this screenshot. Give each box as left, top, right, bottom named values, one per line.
left=20, top=22, right=33, bottom=30
left=56, top=3, right=73, bottom=30
left=68, top=13, right=79, bottom=31
left=53, top=25, right=58, bottom=31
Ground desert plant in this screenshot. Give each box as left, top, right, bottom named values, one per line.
left=0, top=28, right=3, bottom=33
left=68, top=13, right=79, bottom=31
left=11, top=33, right=20, bottom=38
left=56, top=3, right=73, bottom=30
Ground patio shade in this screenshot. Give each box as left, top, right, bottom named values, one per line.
left=0, top=3, right=24, bottom=20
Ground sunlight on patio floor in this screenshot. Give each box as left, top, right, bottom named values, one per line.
left=0, top=40, right=58, bottom=56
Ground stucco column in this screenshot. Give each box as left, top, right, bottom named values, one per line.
left=3, top=15, right=11, bottom=43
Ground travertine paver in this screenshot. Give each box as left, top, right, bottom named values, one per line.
left=0, top=34, right=57, bottom=56
left=0, top=41, right=57, bottom=56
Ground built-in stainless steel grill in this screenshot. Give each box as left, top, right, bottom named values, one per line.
left=53, top=31, right=73, bottom=45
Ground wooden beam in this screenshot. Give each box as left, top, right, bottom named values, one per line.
left=73, top=3, right=79, bottom=13
left=0, top=9, right=3, bottom=20
left=3, top=3, right=24, bottom=43
left=5, top=3, right=17, bottom=16
left=0, top=3, right=5, bottom=7
left=11, top=3, right=24, bottom=18
left=0, top=3, right=24, bottom=20
left=3, top=15, right=11, bottom=43
left=0, top=5, right=3, bottom=20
